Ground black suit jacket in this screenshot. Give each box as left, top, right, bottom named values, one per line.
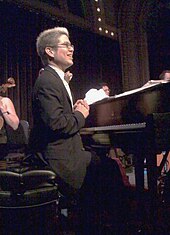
left=29, top=66, right=91, bottom=189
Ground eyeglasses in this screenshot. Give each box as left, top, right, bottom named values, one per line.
left=57, top=43, right=74, bottom=50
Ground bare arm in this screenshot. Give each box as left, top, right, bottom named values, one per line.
left=0, top=97, right=19, bottom=130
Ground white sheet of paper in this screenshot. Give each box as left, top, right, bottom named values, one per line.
left=84, top=88, right=108, bottom=105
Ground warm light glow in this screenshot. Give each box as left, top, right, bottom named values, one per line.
left=93, top=0, right=115, bottom=39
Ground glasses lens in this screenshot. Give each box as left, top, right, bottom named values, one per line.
left=57, top=43, right=74, bottom=49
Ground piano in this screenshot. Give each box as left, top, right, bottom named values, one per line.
left=81, top=82, right=170, bottom=212
left=85, top=81, right=170, bottom=127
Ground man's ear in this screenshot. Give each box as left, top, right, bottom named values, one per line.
left=45, top=47, right=55, bottom=58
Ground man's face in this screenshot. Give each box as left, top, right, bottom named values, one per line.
left=49, top=34, right=74, bottom=71
left=102, top=85, right=110, bottom=96
left=164, top=72, right=170, bottom=81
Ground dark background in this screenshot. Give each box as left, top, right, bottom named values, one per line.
left=0, top=1, right=169, bottom=125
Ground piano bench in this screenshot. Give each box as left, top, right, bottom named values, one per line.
left=0, top=163, right=59, bottom=234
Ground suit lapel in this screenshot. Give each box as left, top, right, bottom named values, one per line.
left=45, top=66, right=73, bottom=108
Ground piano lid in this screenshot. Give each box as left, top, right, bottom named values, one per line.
left=114, top=80, right=169, bottom=98
left=85, top=82, right=170, bottom=127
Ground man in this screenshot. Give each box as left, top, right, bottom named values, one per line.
left=98, top=82, right=111, bottom=96
left=29, top=27, right=127, bottom=234
left=159, top=70, right=170, bottom=80
left=143, top=70, right=170, bottom=87
left=157, top=70, right=170, bottom=171
left=142, top=70, right=170, bottom=177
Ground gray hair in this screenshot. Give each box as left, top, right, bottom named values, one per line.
left=36, top=27, right=69, bottom=66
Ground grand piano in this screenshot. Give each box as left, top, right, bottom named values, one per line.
left=81, top=82, right=170, bottom=209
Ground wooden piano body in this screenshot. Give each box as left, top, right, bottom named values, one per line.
left=81, top=82, right=170, bottom=204
left=85, top=82, right=170, bottom=127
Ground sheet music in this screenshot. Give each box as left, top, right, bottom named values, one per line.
left=84, top=88, right=108, bottom=105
